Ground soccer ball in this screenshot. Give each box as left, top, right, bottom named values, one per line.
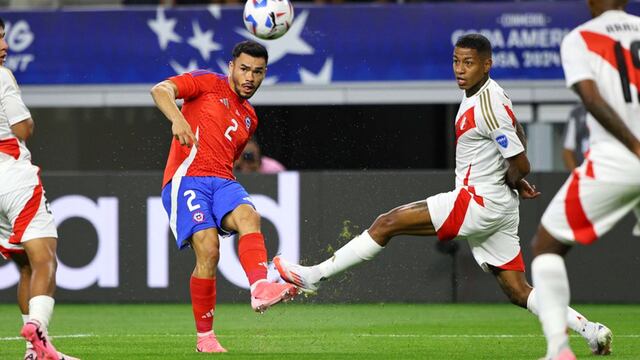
left=243, top=0, right=294, bottom=40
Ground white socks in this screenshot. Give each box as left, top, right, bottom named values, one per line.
left=532, top=254, right=571, bottom=356
left=29, top=295, right=55, bottom=329
left=315, top=230, right=384, bottom=281
left=527, top=288, right=589, bottom=337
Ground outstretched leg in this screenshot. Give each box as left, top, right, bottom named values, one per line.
left=275, top=200, right=436, bottom=293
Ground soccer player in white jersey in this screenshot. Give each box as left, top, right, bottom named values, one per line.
left=0, top=19, right=78, bottom=360
left=531, top=1, right=640, bottom=359
left=274, top=33, right=610, bottom=354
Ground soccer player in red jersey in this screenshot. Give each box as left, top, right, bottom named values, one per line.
left=532, top=1, right=640, bottom=358
left=151, top=41, right=298, bottom=353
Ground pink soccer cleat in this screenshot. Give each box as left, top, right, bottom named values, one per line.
left=250, top=279, right=298, bottom=313
left=273, top=255, right=320, bottom=294
left=21, top=321, right=58, bottom=360
left=196, top=332, right=227, bottom=353
left=24, top=347, right=80, bottom=359
left=553, top=348, right=577, bottom=360
left=57, top=351, right=81, bottom=360
left=539, top=348, right=577, bottom=360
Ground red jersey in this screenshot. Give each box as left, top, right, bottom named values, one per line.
left=162, top=71, right=258, bottom=187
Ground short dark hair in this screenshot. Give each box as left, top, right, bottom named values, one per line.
left=455, top=33, right=492, bottom=59
left=232, top=40, right=268, bottom=64
left=0, top=18, right=4, bottom=30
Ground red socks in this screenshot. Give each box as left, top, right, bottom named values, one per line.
left=238, top=232, right=268, bottom=286
left=190, top=276, right=216, bottom=333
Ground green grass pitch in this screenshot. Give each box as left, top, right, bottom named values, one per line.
left=1, top=303, right=638, bottom=359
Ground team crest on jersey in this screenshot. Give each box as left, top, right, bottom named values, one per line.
left=193, top=211, right=205, bottom=223
left=245, top=116, right=251, bottom=130
left=496, top=134, right=509, bottom=148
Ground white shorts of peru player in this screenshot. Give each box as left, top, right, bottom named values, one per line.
left=427, top=186, right=523, bottom=272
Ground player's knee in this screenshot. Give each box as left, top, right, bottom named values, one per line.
left=234, top=207, right=261, bottom=229
left=199, top=242, right=221, bottom=260
left=26, top=248, right=57, bottom=270
left=370, top=211, right=399, bottom=238
left=28, top=255, right=57, bottom=274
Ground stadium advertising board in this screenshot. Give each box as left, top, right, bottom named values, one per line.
left=2, top=2, right=637, bottom=85
left=0, top=172, right=639, bottom=303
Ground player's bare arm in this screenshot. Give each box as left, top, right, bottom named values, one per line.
left=505, top=152, right=540, bottom=199
left=10, top=118, right=34, bottom=141
left=511, top=122, right=540, bottom=199
left=150, top=80, right=197, bottom=147
left=514, top=121, right=527, bottom=151
left=573, top=79, right=640, bottom=159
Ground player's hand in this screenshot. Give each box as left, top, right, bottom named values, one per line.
left=172, top=118, right=197, bottom=148
left=517, top=179, right=541, bottom=200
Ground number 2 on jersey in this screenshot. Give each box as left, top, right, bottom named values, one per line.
left=614, top=40, right=640, bottom=103
left=224, top=119, right=239, bottom=141
left=183, top=190, right=201, bottom=212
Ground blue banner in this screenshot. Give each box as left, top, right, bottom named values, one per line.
left=1, top=2, right=638, bottom=85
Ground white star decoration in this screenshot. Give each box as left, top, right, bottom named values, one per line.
left=147, top=7, right=182, bottom=50
left=150, top=7, right=318, bottom=85
left=235, top=10, right=314, bottom=65
left=207, top=5, right=222, bottom=20
left=188, top=21, right=221, bottom=61
left=170, top=59, right=201, bottom=75
left=299, top=57, right=333, bottom=85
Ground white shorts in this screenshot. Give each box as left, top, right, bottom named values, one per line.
left=0, top=181, right=58, bottom=259
left=541, top=169, right=640, bottom=245
left=427, top=187, right=523, bottom=272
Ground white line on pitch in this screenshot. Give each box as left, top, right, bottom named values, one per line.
left=1, top=333, right=639, bottom=342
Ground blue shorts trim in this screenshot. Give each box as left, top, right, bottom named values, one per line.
left=161, top=176, right=255, bottom=249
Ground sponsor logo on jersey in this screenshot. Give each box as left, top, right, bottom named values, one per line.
left=193, top=211, right=205, bottom=223
left=245, top=116, right=251, bottom=130
left=496, top=134, right=509, bottom=148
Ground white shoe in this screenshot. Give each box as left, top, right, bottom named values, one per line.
left=586, top=322, right=612, bottom=355
left=273, top=256, right=320, bottom=294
